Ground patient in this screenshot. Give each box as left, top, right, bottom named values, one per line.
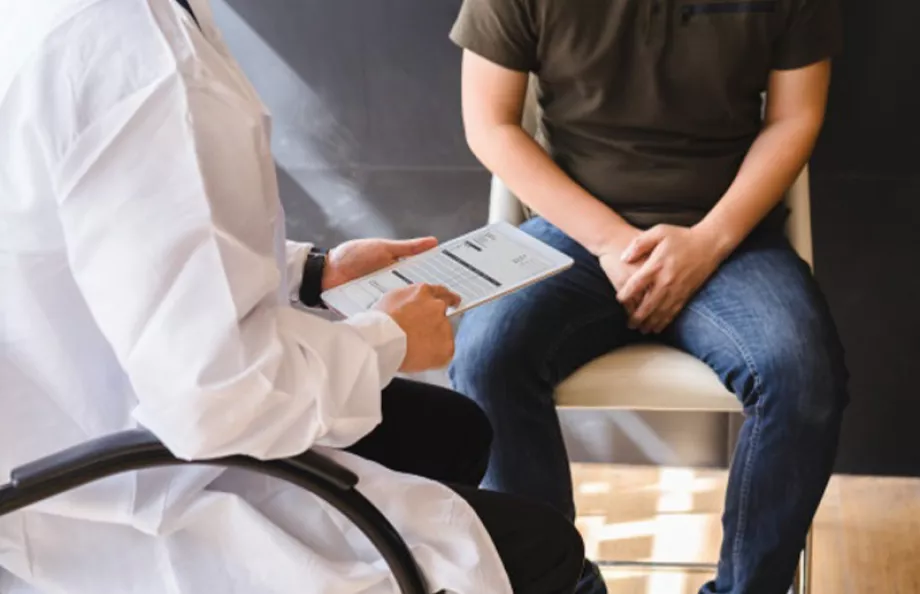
left=0, top=0, right=583, bottom=593
left=448, top=0, right=849, bottom=592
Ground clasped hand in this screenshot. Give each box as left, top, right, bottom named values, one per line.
left=602, top=225, right=722, bottom=334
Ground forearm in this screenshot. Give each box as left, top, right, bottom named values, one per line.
left=468, top=124, right=635, bottom=256
left=696, top=116, right=822, bottom=259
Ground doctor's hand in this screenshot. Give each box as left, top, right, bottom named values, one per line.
left=374, top=284, right=461, bottom=372
left=616, top=225, right=723, bottom=334
left=322, top=237, right=439, bottom=291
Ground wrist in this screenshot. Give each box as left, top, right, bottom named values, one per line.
left=589, top=220, right=639, bottom=257
left=322, top=246, right=355, bottom=291
left=692, top=217, right=737, bottom=263
left=320, top=260, right=340, bottom=292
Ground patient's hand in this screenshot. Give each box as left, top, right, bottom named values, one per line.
left=374, top=284, right=461, bottom=372
left=322, top=237, right=439, bottom=290
left=616, top=224, right=723, bottom=334
left=597, top=226, right=646, bottom=315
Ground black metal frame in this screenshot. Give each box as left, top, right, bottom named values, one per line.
left=0, top=430, right=431, bottom=594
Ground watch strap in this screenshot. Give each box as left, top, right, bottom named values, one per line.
left=299, top=247, right=328, bottom=308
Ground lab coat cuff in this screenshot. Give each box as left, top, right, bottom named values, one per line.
left=342, top=311, right=407, bottom=388
left=285, top=240, right=314, bottom=303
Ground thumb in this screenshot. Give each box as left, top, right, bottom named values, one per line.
left=388, top=236, right=438, bottom=258
left=622, top=228, right=665, bottom=263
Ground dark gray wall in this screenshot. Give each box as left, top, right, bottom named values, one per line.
left=213, top=0, right=920, bottom=475
left=214, top=0, right=488, bottom=248
left=808, top=0, right=920, bottom=476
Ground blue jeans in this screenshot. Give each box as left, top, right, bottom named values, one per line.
left=449, top=217, right=849, bottom=594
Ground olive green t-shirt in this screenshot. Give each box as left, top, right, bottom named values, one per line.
left=450, top=0, right=842, bottom=228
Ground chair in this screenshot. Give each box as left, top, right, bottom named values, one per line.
left=487, top=80, right=815, bottom=594
left=0, top=429, right=434, bottom=594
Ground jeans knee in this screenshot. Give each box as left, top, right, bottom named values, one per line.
left=757, top=346, right=849, bottom=426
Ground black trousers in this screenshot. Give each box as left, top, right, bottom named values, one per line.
left=346, top=378, right=585, bottom=594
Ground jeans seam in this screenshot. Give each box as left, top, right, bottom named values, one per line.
left=684, top=303, right=765, bottom=397
left=684, top=302, right=766, bottom=582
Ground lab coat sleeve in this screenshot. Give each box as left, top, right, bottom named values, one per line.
left=51, top=71, right=406, bottom=461
left=285, top=240, right=313, bottom=304
left=283, top=241, right=405, bottom=377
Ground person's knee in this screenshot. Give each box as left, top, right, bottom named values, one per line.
left=754, top=330, right=849, bottom=426
left=457, top=394, right=494, bottom=467
left=430, top=385, right=494, bottom=475
left=515, top=503, right=585, bottom=593
left=559, top=519, right=587, bottom=586
left=544, top=511, right=587, bottom=592
left=468, top=490, right=586, bottom=594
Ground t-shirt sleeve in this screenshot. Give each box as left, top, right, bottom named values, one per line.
left=449, top=0, right=539, bottom=72
left=773, top=0, right=843, bottom=70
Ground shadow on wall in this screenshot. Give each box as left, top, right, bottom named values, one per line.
left=274, top=165, right=347, bottom=247
left=212, top=0, right=490, bottom=243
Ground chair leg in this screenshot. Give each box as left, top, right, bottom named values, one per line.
left=595, top=560, right=717, bottom=573
left=793, top=524, right=814, bottom=594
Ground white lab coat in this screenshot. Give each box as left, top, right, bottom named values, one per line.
left=0, top=0, right=511, bottom=592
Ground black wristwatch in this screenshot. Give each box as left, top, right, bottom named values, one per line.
left=299, top=247, right=328, bottom=308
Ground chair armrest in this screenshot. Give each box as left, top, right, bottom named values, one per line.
left=11, top=429, right=162, bottom=488
left=488, top=176, right=527, bottom=226
left=10, top=429, right=357, bottom=492
left=285, top=449, right=359, bottom=490
left=2, top=432, right=427, bottom=593
left=784, top=165, right=814, bottom=269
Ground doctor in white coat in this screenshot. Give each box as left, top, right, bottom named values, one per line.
left=0, top=0, right=587, bottom=592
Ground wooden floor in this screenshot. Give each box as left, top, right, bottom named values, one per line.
left=572, top=464, right=920, bottom=594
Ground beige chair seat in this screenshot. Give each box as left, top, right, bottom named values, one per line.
left=555, top=344, right=742, bottom=412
